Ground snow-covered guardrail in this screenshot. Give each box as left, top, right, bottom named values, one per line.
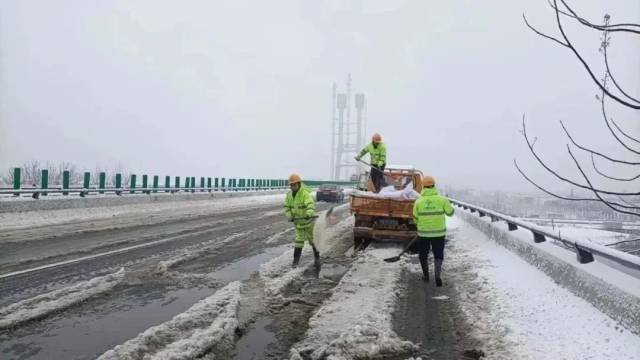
left=449, top=198, right=640, bottom=275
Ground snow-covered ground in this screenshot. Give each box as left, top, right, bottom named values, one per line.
left=0, top=193, right=286, bottom=243
left=537, top=223, right=630, bottom=246
left=448, top=216, right=640, bottom=359
left=0, top=268, right=125, bottom=329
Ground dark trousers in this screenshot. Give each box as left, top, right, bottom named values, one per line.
left=417, top=236, right=445, bottom=280
left=370, top=165, right=385, bottom=192
left=417, top=236, right=445, bottom=261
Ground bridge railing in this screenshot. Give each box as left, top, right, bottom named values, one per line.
left=449, top=198, right=640, bottom=276
left=0, top=168, right=356, bottom=198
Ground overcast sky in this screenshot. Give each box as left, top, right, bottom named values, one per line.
left=1, top=0, right=638, bottom=192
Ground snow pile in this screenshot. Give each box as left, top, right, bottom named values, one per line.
left=354, top=183, right=419, bottom=200
left=260, top=217, right=354, bottom=299
left=98, top=281, right=242, bottom=360
left=0, top=268, right=125, bottom=329
left=289, top=248, right=418, bottom=360
left=451, top=218, right=640, bottom=359
left=259, top=246, right=314, bottom=298
left=157, top=231, right=252, bottom=272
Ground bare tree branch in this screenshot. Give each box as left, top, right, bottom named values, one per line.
left=548, top=0, right=640, bottom=109
left=548, top=0, right=640, bottom=34
left=523, top=14, right=569, bottom=47
left=602, top=37, right=640, bottom=104
left=514, top=159, right=640, bottom=210
left=610, top=117, right=640, bottom=145
left=522, top=115, right=640, bottom=195
left=590, top=154, right=640, bottom=182
left=566, top=146, right=640, bottom=217
left=559, top=120, right=640, bottom=165
left=599, top=91, right=640, bottom=155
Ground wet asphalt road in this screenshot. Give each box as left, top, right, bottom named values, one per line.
left=0, top=200, right=335, bottom=359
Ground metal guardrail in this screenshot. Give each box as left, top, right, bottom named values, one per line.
left=449, top=198, right=640, bottom=275
left=1, top=167, right=357, bottom=198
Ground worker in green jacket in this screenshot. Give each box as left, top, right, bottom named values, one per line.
left=284, top=173, right=320, bottom=267
left=355, top=133, right=387, bottom=193
left=412, top=175, right=454, bottom=286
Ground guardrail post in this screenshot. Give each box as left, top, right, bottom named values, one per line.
left=507, top=222, right=518, bottom=231
left=175, top=176, right=180, bottom=192
left=184, top=177, right=189, bottom=192
left=62, top=170, right=70, bottom=195
left=130, top=174, right=137, bottom=194
left=84, top=172, right=91, bottom=190
left=153, top=175, right=159, bottom=193
left=191, top=177, right=196, bottom=193
left=12, top=168, right=21, bottom=196
left=200, top=177, right=205, bottom=192
left=575, top=246, right=595, bottom=264
left=115, top=173, right=122, bottom=195
left=214, top=177, right=219, bottom=191
left=99, top=172, right=106, bottom=194
left=207, top=177, right=212, bottom=192
left=41, top=169, right=49, bottom=196
left=165, top=176, right=170, bottom=193
left=478, top=211, right=485, bottom=217
left=221, top=178, right=226, bottom=192
left=532, top=231, right=546, bottom=243
left=142, top=175, right=148, bottom=194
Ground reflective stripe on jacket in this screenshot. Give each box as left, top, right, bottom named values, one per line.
left=412, top=187, right=454, bottom=238
left=284, top=183, right=316, bottom=229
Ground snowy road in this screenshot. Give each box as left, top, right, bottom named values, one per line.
left=1, top=198, right=639, bottom=360
left=0, top=195, right=338, bottom=359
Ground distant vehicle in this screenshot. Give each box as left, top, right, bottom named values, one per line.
left=316, top=184, right=345, bottom=203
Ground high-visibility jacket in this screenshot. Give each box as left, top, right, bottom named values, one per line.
left=284, top=184, right=316, bottom=229
left=356, top=143, right=387, bottom=167
left=412, top=187, right=454, bottom=238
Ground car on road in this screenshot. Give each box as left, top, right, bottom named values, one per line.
left=316, top=184, right=345, bottom=203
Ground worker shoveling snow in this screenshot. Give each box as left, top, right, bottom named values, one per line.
left=355, top=182, right=420, bottom=200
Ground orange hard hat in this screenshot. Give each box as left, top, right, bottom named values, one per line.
left=422, top=175, right=435, bottom=187
left=288, top=173, right=302, bottom=185
left=372, top=133, right=382, bottom=143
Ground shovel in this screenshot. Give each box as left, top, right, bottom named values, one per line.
left=383, top=237, right=418, bottom=263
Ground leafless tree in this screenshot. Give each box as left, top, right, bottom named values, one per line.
left=517, top=0, right=639, bottom=218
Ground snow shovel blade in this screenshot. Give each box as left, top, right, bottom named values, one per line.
left=383, top=255, right=402, bottom=263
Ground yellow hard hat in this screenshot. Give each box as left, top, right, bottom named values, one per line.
left=288, top=173, right=302, bottom=185
left=422, top=175, right=435, bottom=187
left=372, top=133, right=382, bottom=143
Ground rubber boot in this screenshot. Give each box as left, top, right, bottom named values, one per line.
left=419, top=256, right=429, bottom=282
left=292, top=247, right=302, bottom=267
left=312, top=245, right=320, bottom=266
left=434, top=258, right=443, bottom=287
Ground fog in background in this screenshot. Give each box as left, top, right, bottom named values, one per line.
left=1, top=0, right=638, bottom=192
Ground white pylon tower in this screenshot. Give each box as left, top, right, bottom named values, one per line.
left=331, top=74, right=366, bottom=180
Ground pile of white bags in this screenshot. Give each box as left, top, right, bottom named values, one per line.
left=356, top=182, right=420, bottom=200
